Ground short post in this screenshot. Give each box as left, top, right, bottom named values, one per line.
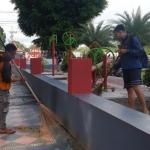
left=68, top=58, right=92, bottom=94
left=30, top=58, right=42, bottom=74
left=14, top=58, right=20, bottom=66
left=92, top=70, right=96, bottom=86
left=20, top=58, right=26, bottom=69
left=103, top=55, right=107, bottom=90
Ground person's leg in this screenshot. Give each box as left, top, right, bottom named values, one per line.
left=129, top=69, right=149, bottom=114
left=132, top=85, right=149, bottom=114
left=123, top=70, right=136, bottom=108
left=0, top=93, right=7, bottom=131
left=57, top=62, right=60, bottom=71
left=126, top=87, right=136, bottom=109
left=58, top=63, right=60, bottom=71
left=56, top=63, right=58, bottom=71
left=0, top=92, right=15, bottom=134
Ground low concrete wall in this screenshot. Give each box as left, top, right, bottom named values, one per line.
left=14, top=68, right=150, bottom=150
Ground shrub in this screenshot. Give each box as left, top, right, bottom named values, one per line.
left=143, top=64, right=150, bottom=87
left=41, top=58, right=49, bottom=66
left=61, top=52, right=76, bottom=72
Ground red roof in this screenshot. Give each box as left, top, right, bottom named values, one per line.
left=33, top=46, right=41, bottom=50
left=12, top=41, right=24, bottom=52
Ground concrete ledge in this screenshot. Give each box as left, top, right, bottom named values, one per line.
left=19, top=69, right=150, bottom=150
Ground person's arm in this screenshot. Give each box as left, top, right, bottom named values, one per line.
left=120, top=37, right=143, bottom=57
left=114, top=59, right=121, bottom=70
left=92, top=58, right=112, bottom=71
left=92, top=62, right=103, bottom=71
left=1, top=62, right=11, bottom=83
left=127, top=37, right=143, bottom=57
left=1, top=62, right=26, bottom=83
left=11, top=77, right=26, bottom=82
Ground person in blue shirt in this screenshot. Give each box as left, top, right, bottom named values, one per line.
left=114, top=24, right=149, bottom=115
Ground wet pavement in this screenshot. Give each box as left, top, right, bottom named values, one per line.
left=0, top=82, right=84, bottom=150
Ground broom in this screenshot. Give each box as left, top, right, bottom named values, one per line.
left=94, top=34, right=133, bottom=96
left=0, top=38, right=63, bottom=141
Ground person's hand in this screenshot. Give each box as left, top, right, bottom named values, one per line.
left=20, top=77, right=26, bottom=82
left=119, top=49, right=128, bottom=54
left=107, top=58, right=113, bottom=64
left=116, top=69, right=122, bottom=74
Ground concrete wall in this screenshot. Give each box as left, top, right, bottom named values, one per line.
left=14, top=69, right=150, bottom=150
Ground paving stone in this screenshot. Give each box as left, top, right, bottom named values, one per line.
left=0, top=82, right=84, bottom=150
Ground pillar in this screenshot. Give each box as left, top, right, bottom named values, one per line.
left=30, top=58, right=42, bottom=74
left=14, top=58, right=20, bottom=66
left=20, top=58, right=26, bottom=69
left=103, top=55, right=107, bottom=90
left=68, top=58, right=92, bottom=94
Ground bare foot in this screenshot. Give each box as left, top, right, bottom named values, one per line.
left=143, top=110, right=149, bottom=115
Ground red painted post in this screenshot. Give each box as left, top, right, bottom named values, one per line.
left=20, top=58, right=26, bottom=69
left=30, top=58, right=42, bottom=74
left=52, top=35, right=55, bottom=76
left=68, top=34, right=72, bottom=59
left=14, top=58, right=20, bottom=66
left=68, top=58, right=92, bottom=94
left=103, top=55, right=107, bottom=90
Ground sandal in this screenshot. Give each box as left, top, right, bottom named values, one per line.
left=0, top=128, right=16, bottom=134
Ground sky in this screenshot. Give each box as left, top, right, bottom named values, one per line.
left=0, top=0, right=150, bottom=48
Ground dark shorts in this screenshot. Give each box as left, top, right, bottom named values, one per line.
left=123, top=69, right=142, bottom=89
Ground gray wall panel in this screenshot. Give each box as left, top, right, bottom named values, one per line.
left=20, top=70, right=150, bottom=150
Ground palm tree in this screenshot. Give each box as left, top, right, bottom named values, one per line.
left=110, top=6, right=150, bottom=46
left=77, top=21, right=113, bottom=47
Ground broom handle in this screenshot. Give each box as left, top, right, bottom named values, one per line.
left=0, top=37, right=40, bottom=103
left=12, top=59, right=41, bottom=103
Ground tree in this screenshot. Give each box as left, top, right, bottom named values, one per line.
left=0, top=26, right=6, bottom=50
left=11, top=0, right=108, bottom=50
left=77, top=21, right=112, bottom=47
left=28, top=44, right=35, bottom=50
left=110, top=6, right=150, bottom=46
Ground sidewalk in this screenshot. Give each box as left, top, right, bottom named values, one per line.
left=0, top=82, right=84, bottom=150
left=102, top=76, right=150, bottom=100
left=43, top=71, right=150, bottom=100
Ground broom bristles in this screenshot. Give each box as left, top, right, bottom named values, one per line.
left=39, top=103, right=65, bottom=142
left=92, top=83, right=103, bottom=96
left=40, top=104, right=63, bottom=126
